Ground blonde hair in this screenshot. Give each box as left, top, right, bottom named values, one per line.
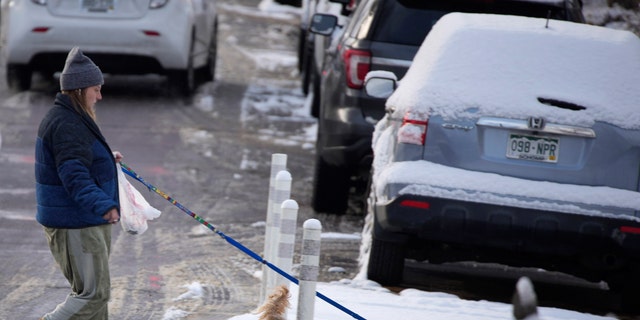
left=62, top=88, right=96, bottom=120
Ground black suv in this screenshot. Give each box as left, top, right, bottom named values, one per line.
left=310, top=0, right=585, bottom=214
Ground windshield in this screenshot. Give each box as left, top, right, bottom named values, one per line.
left=371, top=0, right=575, bottom=45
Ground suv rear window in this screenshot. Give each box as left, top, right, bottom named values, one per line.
left=371, top=0, right=578, bottom=46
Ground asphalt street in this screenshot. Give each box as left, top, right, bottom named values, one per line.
left=0, top=2, right=364, bottom=319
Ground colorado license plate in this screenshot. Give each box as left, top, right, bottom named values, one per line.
left=82, top=0, right=113, bottom=11
left=506, top=133, right=559, bottom=163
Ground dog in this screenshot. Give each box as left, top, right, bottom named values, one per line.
left=257, top=285, right=291, bottom=320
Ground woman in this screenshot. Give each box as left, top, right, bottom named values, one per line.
left=35, top=47, right=121, bottom=319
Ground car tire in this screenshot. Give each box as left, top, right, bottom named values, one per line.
left=310, top=59, right=321, bottom=118
left=300, top=35, right=313, bottom=95
left=297, top=28, right=307, bottom=72
left=311, top=154, right=350, bottom=214
left=367, top=237, right=405, bottom=286
left=608, top=265, right=640, bottom=313
left=275, top=0, right=301, bottom=7
left=199, top=19, right=218, bottom=84
left=7, top=64, right=32, bottom=92
left=168, top=37, right=196, bottom=97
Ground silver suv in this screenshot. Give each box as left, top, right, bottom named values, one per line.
left=309, top=0, right=585, bottom=215
left=365, top=12, right=640, bottom=312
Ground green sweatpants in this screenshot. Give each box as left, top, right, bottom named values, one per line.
left=42, top=224, right=112, bottom=320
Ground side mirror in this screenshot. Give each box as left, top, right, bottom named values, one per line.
left=309, top=14, right=338, bottom=36
left=364, top=71, right=398, bottom=99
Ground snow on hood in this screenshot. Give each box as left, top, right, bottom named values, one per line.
left=386, top=12, right=640, bottom=130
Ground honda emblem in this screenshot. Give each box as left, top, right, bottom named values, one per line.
left=528, top=117, right=545, bottom=130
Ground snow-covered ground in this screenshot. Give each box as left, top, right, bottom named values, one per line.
left=167, top=277, right=615, bottom=320
left=165, top=1, right=637, bottom=319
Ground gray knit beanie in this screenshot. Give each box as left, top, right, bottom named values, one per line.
left=59, top=47, right=104, bottom=91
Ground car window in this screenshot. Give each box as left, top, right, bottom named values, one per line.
left=356, top=5, right=376, bottom=40
left=371, top=1, right=447, bottom=45
left=367, top=0, right=578, bottom=46
left=346, top=0, right=376, bottom=39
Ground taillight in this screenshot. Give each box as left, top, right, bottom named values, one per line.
left=347, top=0, right=357, bottom=11
left=620, top=226, right=640, bottom=234
left=142, top=30, right=161, bottom=37
left=343, top=49, right=371, bottom=89
left=399, top=199, right=430, bottom=209
left=398, top=110, right=429, bottom=145
left=32, top=27, right=50, bottom=33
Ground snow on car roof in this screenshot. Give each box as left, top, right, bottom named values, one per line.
left=386, top=12, right=640, bottom=129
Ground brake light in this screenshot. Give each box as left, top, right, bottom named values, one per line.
left=343, top=49, right=371, bottom=89
left=143, top=30, right=161, bottom=37
left=347, top=0, right=357, bottom=11
left=32, top=27, right=50, bottom=33
left=400, top=199, right=430, bottom=209
left=620, top=226, right=640, bottom=234
left=398, top=110, right=429, bottom=145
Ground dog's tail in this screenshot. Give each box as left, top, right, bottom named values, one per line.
left=257, top=285, right=291, bottom=320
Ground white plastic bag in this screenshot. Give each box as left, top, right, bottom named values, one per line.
left=116, top=163, right=161, bottom=235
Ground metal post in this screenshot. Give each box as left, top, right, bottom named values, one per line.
left=275, top=199, right=299, bottom=289
left=297, top=219, right=322, bottom=320
left=261, top=154, right=287, bottom=304
left=262, top=169, right=291, bottom=303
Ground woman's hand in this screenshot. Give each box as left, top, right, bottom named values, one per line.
left=103, top=208, right=120, bottom=224
left=112, top=151, right=123, bottom=163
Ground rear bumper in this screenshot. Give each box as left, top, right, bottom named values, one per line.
left=2, top=1, right=192, bottom=71
left=374, top=193, right=640, bottom=278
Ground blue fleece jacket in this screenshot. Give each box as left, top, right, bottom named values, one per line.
left=35, top=93, right=119, bottom=228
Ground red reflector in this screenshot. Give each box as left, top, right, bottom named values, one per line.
left=32, top=27, right=50, bottom=33
left=399, top=200, right=430, bottom=209
left=143, top=30, right=161, bottom=36
left=620, top=226, right=640, bottom=234
left=398, top=111, right=429, bottom=145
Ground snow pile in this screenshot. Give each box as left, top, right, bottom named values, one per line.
left=228, top=279, right=615, bottom=320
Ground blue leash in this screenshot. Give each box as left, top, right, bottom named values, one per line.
left=119, top=162, right=366, bottom=320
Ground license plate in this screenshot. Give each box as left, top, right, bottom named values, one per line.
left=506, top=133, right=559, bottom=163
left=82, top=0, right=113, bottom=11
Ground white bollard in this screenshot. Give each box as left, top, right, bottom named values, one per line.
left=262, top=169, right=292, bottom=304
left=297, top=219, right=322, bottom=320
left=275, top=199, right=299, bottom=288
left=261, top=154, right=287, bottom=304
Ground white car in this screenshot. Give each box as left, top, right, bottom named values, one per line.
left=0, top=0, right=218, bottom=95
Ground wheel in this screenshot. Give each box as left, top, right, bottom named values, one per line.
left=7, top=64, right=32, bottom=92
left=275, top=0, right=301, bottom=7
left=608, top=265, right=640, bottom=313
left=310, top=61, right=321, bottom=118
left=199, top=20, right=218, bottom=83
left=168, top=38, right=195, bottom=97
left=300, top=39, right=313, bottom=95
left=297, top=28, right=307, bottom=72
left=311, top=153, right=350, bottom=214
left=367, top=237, right=406, bottom=285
